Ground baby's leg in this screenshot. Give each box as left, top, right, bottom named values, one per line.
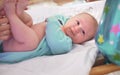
left=3, top=0, right=39, bottom=52
left=3, top=0, right=16, bottom=17
left=16, top=0, right=33, bottom=27
left=16, top=0, right=28, bottom=16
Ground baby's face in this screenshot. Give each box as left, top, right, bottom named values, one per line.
left=64, top=13, right=97, bottom=44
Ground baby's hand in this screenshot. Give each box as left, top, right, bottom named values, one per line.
left=61, top=26, right=66, bottom=33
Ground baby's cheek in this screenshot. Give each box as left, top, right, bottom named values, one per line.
left=61, top=27, right=66, bottom=33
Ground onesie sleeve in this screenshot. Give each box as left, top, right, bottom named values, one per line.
left=46, top=15, right=72, bottom=55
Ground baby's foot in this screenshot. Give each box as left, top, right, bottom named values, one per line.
left=4, top=0, right=17, bottom=16
left=16, top=0, right=28, bottom=16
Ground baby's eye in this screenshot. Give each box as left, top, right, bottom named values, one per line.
left=77, top=21, right=80, bottom=25
left=81, top=29, right=85, bottom=35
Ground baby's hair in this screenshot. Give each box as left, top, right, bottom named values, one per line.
left=84, top=13, right=98, bottom=33
left=78, top=12, right=98, bottom=27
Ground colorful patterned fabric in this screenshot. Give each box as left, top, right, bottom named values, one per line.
left=95, top=0, right=120, bottom=65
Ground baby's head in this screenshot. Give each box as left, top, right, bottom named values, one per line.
left=63, top=13, right=98, bottom=44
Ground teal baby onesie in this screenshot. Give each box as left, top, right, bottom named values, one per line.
left=0, top=15, right=72, bottom=63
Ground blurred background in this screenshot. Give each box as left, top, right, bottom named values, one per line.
left=29, top=0, right=99, bottom=5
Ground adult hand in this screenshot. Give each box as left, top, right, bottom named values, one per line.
left=0, top=16, right=11, bottom=41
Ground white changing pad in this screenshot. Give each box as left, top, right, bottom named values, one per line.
left=0, top=1, right=105, bottom=75
left=0, top=40, right=98, bottom=75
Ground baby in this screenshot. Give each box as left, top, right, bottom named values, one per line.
left=3, top=0, right=98, bottom=55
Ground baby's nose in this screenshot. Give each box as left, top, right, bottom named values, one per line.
left=74, top=25, right=81, bottom=33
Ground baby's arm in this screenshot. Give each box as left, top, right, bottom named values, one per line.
left=46, top=16, right=72, bottom=54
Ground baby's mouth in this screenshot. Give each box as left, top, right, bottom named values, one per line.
left=68, top=27, right=75, bottom=37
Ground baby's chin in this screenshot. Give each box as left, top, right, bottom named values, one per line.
left=73, top=39, right=86, bottom=44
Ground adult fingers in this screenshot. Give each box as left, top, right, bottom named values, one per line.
left=0, top=24, right=10, bottom=32
left=0, top=28, right=11, bottom=41
left=0, top=17, right=8, bottom=25
left=0, top=29, right=11, bottom=36
left=0, top=35, right=11, bottom=41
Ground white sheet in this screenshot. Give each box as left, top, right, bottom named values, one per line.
left=0, top=1, right=105, bottom=75
left=0, top=40, right=98, bottom=75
